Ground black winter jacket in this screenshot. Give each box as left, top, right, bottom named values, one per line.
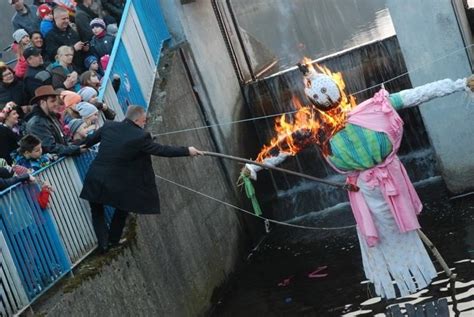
left=25, top=106, right=80, bottom=156
left=80, top=119, right=190, bottom=213
left=23, top=66, right=52, bottom=103
left=74, top=4, right=97, bottom=42
left=44, top=25, right=85, bottom=72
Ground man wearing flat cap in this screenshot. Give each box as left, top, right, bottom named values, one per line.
left=23, top=47, right=52, bottom=102
left=25, top=85, right=84, bottom=156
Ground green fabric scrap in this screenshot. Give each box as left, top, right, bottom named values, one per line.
left=240, top=172, right=262, bottom=216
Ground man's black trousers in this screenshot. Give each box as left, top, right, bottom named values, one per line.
left=89, top=202, right=128, bottom=252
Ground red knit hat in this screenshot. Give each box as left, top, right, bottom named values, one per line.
left=37, top=4, right=52, bottom=19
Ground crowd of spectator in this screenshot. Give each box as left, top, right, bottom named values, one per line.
left=0, top=0, right=124, bottom=190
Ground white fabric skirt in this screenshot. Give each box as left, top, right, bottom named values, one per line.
left=356, top=179, right=438, bottom=299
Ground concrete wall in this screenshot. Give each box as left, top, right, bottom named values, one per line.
left=157, top=0, right=257, bottom=181
left=0, top=0, right=21, bottom=64
left=387, top=0, right=474, bottom=193
left=33, top=51, right=244, bottom=317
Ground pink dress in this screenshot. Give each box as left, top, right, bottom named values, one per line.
left=328, top=89, right=437, bottom=298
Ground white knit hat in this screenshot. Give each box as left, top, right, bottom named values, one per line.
left=76, top=102, right=98, bottom=119
left=12, top=29, right=28, bottom=43
left=78, top=86, right=97, bottom=102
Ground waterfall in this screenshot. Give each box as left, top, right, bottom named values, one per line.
left=243, top=36, right=437, bottom=221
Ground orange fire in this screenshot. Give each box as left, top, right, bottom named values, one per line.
left=256, top=59, right=356, bottom=162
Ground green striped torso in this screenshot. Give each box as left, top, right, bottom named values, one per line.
left=326, top=94, right=403, bottom=171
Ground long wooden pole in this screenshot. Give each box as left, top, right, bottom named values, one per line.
left=417, top=229, right=458, bottom=313
left=202, top=151, right=359, bottom=192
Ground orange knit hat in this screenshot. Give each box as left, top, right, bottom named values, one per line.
left=60, top=91, right=81, bottom=108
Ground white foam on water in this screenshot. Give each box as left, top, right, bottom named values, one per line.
left=341, top=309, right=373, bottom=316
left=400, top=289, right=429, bottom=299
left=432, top=278, right=449, bottom=285
left=360, top=297, right=381, bottom=306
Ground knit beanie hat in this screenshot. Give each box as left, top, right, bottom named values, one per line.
left=37, top=4, right=52, bottom=19
left=68, top=118, right=85, bottom=137
left=60, top=91, right=82, bottom=108
left=76, top=102, right=98, bottom=118
left=100, top=54, right=110, bottom=70
left=107, top=24, right=118, bottom=37
left=103, top=15, right=117, bottom=26
left=78, top=86, right=97, bottom=102
left=84, top=55, right=98, bottom=70
left=12, top=29, right=29, bottom=43
left=90, top=18, right=106, bottom=30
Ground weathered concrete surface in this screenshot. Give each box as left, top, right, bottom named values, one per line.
left=32, top=50, right=245, bottom=317
left=158, top=0, right=257, bottom=181
left=387, top=0, right=474, bottom=193
left=0, top=0, right=19, bottom=64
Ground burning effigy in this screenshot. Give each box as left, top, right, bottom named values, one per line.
left=242, top=59, right=474, bottom=299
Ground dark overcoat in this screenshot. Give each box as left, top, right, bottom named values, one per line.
left=80, top=119, right=190, bottom=214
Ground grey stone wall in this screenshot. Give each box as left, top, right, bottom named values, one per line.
left=33, top=51, right=244, bottom=317
left=387, top=0, right=474, bottom=193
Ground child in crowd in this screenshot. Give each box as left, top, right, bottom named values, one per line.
left=89, top=18, right=115, bottom=61
left=79, top=70, right=101, bottom=90
left=12, top=134, right=55, bottom=172
left=60, top=90, right=82, bottom=124
left=11, top=29, right=31, bottom=79
left=37, top=4, right=54, bottom=37
left=78, top=86, right=115, bottom=120
left=84, top=55, right=104, bottom=78
left=103, top=15, right=118, bottom=37
left=75, top=101, right=99, bottom=131
left=68, top=118, right=93, bottom=145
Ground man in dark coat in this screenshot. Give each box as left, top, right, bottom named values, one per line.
left=44, top=6, right=88, bottom=71
left=23, top=47, right=52, bottom=103
left=80, top=105, right=202, bottom=253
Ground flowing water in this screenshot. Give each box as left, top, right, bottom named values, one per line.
left=243, top=35, right=433, bottom=220
left=211, top=178, right=474, bottom=316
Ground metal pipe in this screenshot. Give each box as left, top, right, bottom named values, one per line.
left=211, top=0, right=245, bottom=84
left=202, top=151, right=359, bottom=191
left=226, top=0, right=256, bottom=81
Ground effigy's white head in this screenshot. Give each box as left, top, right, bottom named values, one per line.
left=300, top=64, right=341, bottom=111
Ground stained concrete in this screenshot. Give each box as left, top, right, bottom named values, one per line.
left=157, top=0, right=257, bottom=182
left=386, top=0, right=474, bottom=193
left=0, top=0, right=20, bottom=64
left=32, top=50, right=246, bottom=317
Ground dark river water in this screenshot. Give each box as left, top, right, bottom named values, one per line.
left=210, top=178, right=474, bottom=316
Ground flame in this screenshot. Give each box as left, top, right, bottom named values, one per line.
left=256, top=59, right=356, bottom=162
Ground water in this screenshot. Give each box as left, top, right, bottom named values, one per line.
left=231, top=0, right=393, bottom=73
left=210, top=178, right=474, bottom=316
